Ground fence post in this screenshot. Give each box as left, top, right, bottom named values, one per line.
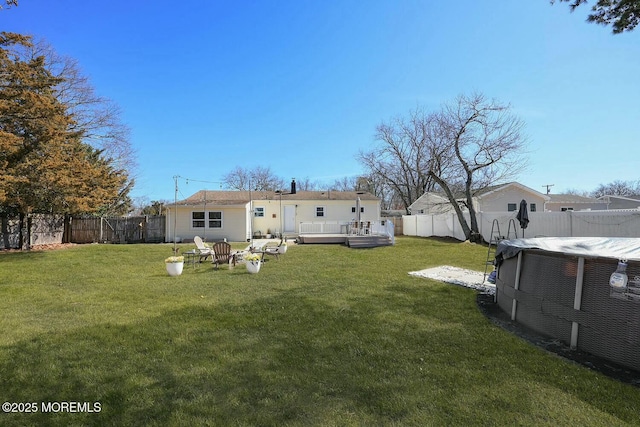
left=569, top=211, right=573, bottom=237
left=62, top=215, right=70, bottom=243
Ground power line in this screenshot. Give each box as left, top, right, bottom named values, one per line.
left=183, top=177, right=224, bottom=188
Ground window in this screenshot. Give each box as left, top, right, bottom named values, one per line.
left=530, top=203, right=537, bottom=212
left=192, top=212, right=205, bottom=228
left=561, top=207, right=574, bottom=212
left=351, top=207, right=365, bottom=213
left=507, top=203, right=517, bottom=212
left=254, top=207, right=265, bottom=217
left=192, top=211, right=222, bottom=228
left=209, top=211, right=222, bottom=228
left=315, top=206, right=325, bottom=217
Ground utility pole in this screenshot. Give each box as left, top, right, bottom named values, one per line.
left=173, top=175, right=179, bottom=254
left=542, top=184, right=554, bottom=195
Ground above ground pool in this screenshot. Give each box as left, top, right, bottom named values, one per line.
left=494, top=237, right=640, bottom=373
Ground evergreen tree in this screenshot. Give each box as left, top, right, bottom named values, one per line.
left=0, top=1, right=18, bottom=9
left=0, top=32, right=128, bottom=248
left=552, top=0, right=640, bottom=33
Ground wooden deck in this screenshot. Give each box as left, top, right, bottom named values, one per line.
left=297, top=234, right=394, bottom=248
left=296, top=234, right=347, bottom=244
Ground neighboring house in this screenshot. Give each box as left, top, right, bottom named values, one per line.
left=409, top=182, right=549, bottom=214
left=598, top=194, right=640, bottom=210
left=544, top=194, right=608, bottom=212
left=471, top=182, right=549, bottom=213
left=408, top=192, right=453, bottom=214
left=165, top=187, right=381, bottom=243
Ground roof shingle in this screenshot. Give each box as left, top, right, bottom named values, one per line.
left=170, top=190, right=379, bottom=206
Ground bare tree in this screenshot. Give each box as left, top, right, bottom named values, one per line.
left=330, top=176, right=358, bottom=191
left=295, top=177, right=322, bottom=191
left=592, top=179, right=640, bottom=198
left=358, top=108, right=439, bottom=214
left=222, top=166, right=251, bottom=190
left=563, top=188, right=592, bottom=197
left=428, top=93, right=528, bottom=241
left=358, top=94, right=528, bottom=226
left=252, top=166, right=285, bottom=191
left=222, top=166, right=285, bottom=191
left=353, top=174, right=400, bottom=210
left=27, top=39, right=136, bottom=175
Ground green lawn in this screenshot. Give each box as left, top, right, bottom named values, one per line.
left=0, top=237, right=638, bottom=426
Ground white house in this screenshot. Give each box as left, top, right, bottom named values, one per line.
left=598, top=194, right=640, bottom=210
left=409, top=182, right=550, bottom=214
left=545, top=194, right=608, bottom=212
left=408, top=192, right=453, bottom=214
left=165, top=189, right=381, bottom=243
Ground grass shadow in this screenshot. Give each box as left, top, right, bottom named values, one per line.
left=0, top=292, right=428, bottom=425
left=2, top=284, right=640, bottom=425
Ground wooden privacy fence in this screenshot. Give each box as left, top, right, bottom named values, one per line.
left=0, top=215, right=166, bottom=249
left=69, top=215, right=166, bottom=244
left=1, top=214, right=66, bottom=249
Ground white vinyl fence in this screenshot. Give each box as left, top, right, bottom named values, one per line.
left=403, top=209, right=640, bottom=242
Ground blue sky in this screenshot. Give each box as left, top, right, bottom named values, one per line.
left=3, top=1, right=639, bottom=203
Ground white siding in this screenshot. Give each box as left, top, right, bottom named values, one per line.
left=294, top=199, right=380, bottom=223
left=167, top=197, right=381, bottom=242
left=166, top=205, right=248, bottom=242
left=480, top=188, right=547, bottom=213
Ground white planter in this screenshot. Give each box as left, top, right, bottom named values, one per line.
left=246, top=260, right=261, bottom=274
left=278, top=245, right=288, bottom=254
left=166, top=262, right=184, bottom=276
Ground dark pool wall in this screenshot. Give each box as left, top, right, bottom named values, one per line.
left=496, top=249, right=640, bottom=372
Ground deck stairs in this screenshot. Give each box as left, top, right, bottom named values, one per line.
left=346, top=235, right=394, bottom=248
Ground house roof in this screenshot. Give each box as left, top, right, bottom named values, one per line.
left=598, top=194, right=640, bottom=202
left=547, top=194, right=604, bottom=204
left=169, top=190, right=379, bottom=207
left=474, top=182, right=550, bottom=200
left=410, top=182, right=550, bottom=209
left=408, top=191, right=449, bottom=205
left=422, top=182, right=549, bottom=202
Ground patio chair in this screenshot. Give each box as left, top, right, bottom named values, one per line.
left=262, top=239, right=285, bottom=261
left=193, top=236, right=213, bottom=262
left=211, top=241, right=235, bottom=270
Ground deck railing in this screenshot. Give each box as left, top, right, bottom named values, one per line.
left=299, top=220, right=395, bottom=242
left=299, top=221, right=347, bottom=234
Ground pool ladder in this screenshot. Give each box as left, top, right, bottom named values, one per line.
left=484, top=218, right=518, bottom=282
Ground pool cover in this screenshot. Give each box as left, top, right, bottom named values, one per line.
left=496, top=237, right=640, bottom=263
